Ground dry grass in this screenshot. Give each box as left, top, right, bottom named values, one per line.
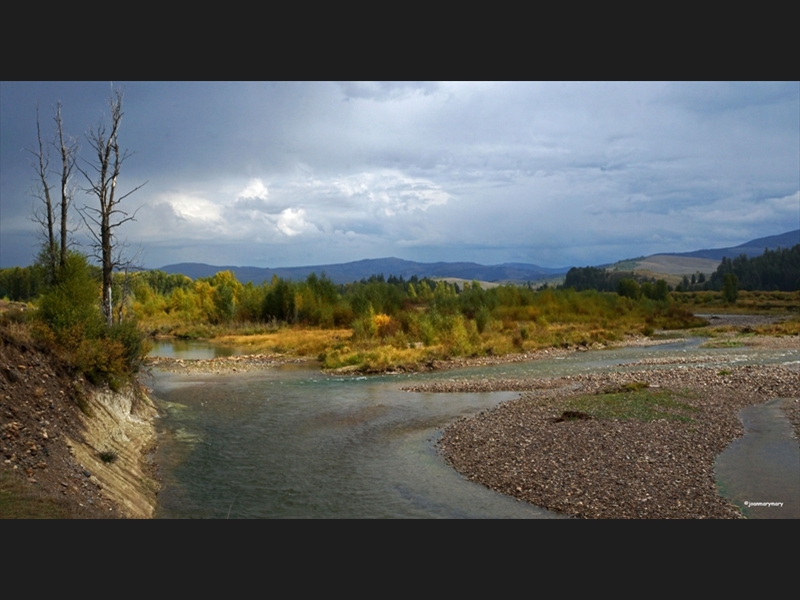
left=753, top=317, right=800, bottom=336
left=323, top=343, right=432, bottom=372
left=675, top=290, right=799, bottom=314
left=213, top=327, right=353, bottom=356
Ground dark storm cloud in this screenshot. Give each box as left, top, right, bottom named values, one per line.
left=2, top=81, right=798, bottom=270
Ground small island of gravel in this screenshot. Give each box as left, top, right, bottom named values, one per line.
left=435, top=359, right=799, bottom=519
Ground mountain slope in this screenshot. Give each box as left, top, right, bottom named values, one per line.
left=605, top=229, right=800, bottom=282
left=661, top=229, right=799, bottom=261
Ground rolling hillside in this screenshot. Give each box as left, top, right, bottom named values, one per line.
left=661, top=229, right=799, bottom=261
left=157, top=229, right=799, bottom=285
left=608, top=229, right=799, bottom=282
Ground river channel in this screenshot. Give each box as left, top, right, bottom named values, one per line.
left=145, top=339, right=799, bottom=518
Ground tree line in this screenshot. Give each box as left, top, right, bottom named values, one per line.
left=560, top=244, right=800, bottom=298
left=708, top=245, right=800, bottom=292
left=562, top=266, right=670, bottom=300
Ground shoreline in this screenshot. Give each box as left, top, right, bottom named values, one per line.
left=143, top=353, right=312, bottom=375
left=1, top=325, right=159, bottom=519
left=141, top=334, right=691, bottom=376
left=142, top=331, right=798, bottom=377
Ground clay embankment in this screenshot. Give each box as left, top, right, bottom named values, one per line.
left=1, top=326, right=159, bottom=518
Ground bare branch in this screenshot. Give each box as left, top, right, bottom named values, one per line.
left=79, top=85, right=145, bottom=326
left=28, top=103, right=57, bottom=281
left=116, top=180, right=149, bottom=203
left=54, top=102, right=77, bottom=268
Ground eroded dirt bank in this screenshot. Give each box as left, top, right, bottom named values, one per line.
left=437, top=364, right=800, bottom=519
left=1, top=327, right=159, bottom=518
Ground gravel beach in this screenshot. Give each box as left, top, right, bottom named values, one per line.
left=436, top=363, right=799, bottom=519
left=144, top=353, right=311, bottom=374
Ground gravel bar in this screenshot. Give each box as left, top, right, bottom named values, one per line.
left=437, top=364, right=800, bottom=519
left=144, top=353, right=311, bottom=374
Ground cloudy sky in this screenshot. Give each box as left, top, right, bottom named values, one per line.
left=1, top=81, right=798, bottom=271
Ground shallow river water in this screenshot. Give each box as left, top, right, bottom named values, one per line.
left=145, top=339, right=799, bottom=518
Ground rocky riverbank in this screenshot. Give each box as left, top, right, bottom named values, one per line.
left=144, top=353, right=311, bottom=374
left=437, top=364, right=799, bottom=519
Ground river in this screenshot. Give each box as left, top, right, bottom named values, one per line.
left=145, top=338, right=799, bottom=518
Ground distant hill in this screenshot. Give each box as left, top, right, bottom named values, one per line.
left=607, top=229, right=800, bottom=284
left=157, top=230, right=799, bottom=285
left=157, top=257, right=569, bottom=285
left=661, top=229, right=799, bottom=261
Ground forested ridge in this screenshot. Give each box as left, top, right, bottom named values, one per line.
left=708, top=245, right=799, bottom=292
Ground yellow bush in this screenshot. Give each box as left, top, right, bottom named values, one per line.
left=74, top=337, right=128, bottom=384
left=373, top=313, right=394, bottom=337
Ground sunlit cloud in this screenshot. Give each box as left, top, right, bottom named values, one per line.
left=163, top=193, right=222, bottom=223
left=239, top=178, right=269, bottom=200
left=275, top=208, right=317, bottom=237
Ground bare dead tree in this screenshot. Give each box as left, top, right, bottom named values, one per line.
left=28, top=102, right=78, bottom=284
left=54, top=102, right=78, bottom=268
left=77, top=87, right=147, bottom=326
left=29, top=103, right=57, bottom=282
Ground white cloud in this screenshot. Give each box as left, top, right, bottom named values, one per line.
left=328, top=170, right=449, bottom=214
left=769, top=190, right=800, bottom=213
left=239, top=178, right=269, bottom=200
left=337, top=81, right=440, bottom=102
left=162, top=193, right=222, bottom=223
left=275, top=208, right=317, bottom=237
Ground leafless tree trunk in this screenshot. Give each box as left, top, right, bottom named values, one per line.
left=29, top=103, right=77, bottom=283
left=54, top=103, right=77, bottom=269
left=29, top=104, right=57, bottom=282
left=78, top=87, right=146, bottom=327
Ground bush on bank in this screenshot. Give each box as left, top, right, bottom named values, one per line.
left=30, top=252, right=149, bottom=386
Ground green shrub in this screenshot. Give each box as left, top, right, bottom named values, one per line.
left=74, top=337, right=128, bottom=385
left=723, top=273, right=739, bottom=304
left=99, top=450, right=118, bottom=463
left=36, top=252, right=104, bottom=346
left=33, top=252, right=149, bottom=382
left=108, top=319, right=150, bottom=373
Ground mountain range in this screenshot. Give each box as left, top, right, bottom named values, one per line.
left=158, top=229, right=799, bottom=285
left=157, top=257, right=568, bottom=285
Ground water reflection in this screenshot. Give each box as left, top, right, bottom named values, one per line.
left=149, top=364, right=562, bottom=519
left=715, top=398, right=800, bottom=519
left=148, top=339, right=240, bottom=360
